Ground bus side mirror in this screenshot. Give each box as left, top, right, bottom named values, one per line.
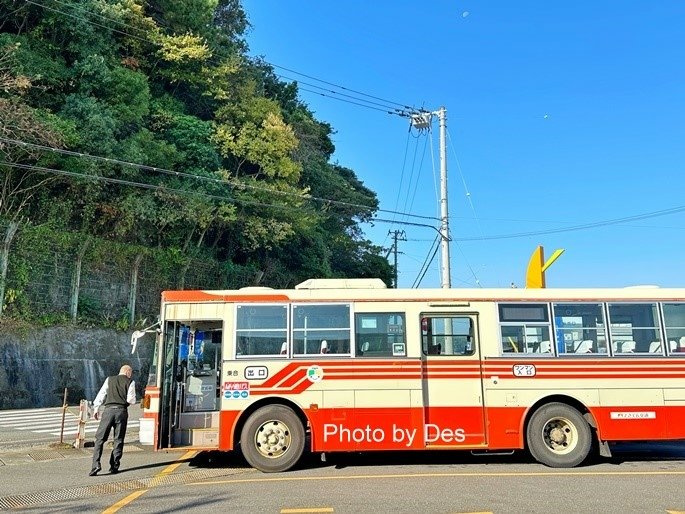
left=131, top=331, right=145, bottom=354
left=130, top=322, right=162, bottom=354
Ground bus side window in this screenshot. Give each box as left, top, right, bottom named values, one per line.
left=422, top=315, right=475, bottom=356
left=355, top=313, right=406, bottom=357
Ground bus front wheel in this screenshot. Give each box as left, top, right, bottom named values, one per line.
left=526, top=402, right=592, bottom=468
left=240, top=405, right=305, bottom=473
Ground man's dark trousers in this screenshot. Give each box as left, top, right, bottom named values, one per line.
left=92, top=405, right=129, bottom=471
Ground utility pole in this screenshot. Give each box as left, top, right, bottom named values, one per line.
left=410, top=107, right=451, bottom=288
left=437, top=106, right=451, bottom=288
left=388, top=230, right=406, bottom=288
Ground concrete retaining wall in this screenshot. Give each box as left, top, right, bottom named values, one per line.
left=0, top=326, right=153, bottom=409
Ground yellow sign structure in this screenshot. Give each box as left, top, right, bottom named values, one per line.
left=526, top=245, right=565, bottom=288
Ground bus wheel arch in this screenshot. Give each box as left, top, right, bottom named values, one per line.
left=524, top=397, right=595, bottom=468
left=235, top=399, right=309, bottom=473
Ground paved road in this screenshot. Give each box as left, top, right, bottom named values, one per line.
left=1, top=444, right=685, bottom=512
left=1, top=406, right=684, bottom=512
left=0, top=404, right=142, bottom=451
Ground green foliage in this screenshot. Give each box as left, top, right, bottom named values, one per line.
left=1, top=0, right=394, bottom=328
left=105, top=67, right=151, bottom=127
left=59, top=94, right=117, bottom=154
left=149, top=0, right=219, bottom=36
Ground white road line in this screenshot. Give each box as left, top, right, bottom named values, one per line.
left=0, top=412, right=71, bottom=419
left=16, top=423, right=83, bottom=431
left=1, top=408, right=140, bottom=438
left=33, top=421, right=139, bottom=434
left=0, top=413, right=72, bottom=421
left=0, top=408, right=57, bottom=416
left=7, top=421, right=77, bottom=429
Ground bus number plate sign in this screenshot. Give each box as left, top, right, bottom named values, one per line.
left=513, top=364, right=536, bottom=377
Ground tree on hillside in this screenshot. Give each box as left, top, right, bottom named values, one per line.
left=0, top=42, right=67, bottom=314
left=0, top=0, right=393, bottom=298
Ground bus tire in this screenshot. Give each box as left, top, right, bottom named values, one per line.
left=240, top=405, right=305, bottom=473
left=526, top=402, right=592, bottom=468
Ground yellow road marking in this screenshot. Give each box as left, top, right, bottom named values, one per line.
left=101, top=489, right=147, bottom=513
left=666, top=511, right=685, bottom=514
left=281, top=509, right=334, bottom=513
left=190, top=469, right=685, bottom=486
left=102, top=450, right=198, bottom=514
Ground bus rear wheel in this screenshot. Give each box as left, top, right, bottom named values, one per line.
left=240, top=405, right=305, bottom=473
left=526, top=402, right=592, bottom=468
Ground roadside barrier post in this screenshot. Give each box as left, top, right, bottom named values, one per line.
left=74, top=399, right=89, bottom=448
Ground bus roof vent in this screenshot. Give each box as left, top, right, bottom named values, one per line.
left=295, top=278, right=388, bottom=290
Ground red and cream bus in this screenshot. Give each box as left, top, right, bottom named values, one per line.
left=138, top=278, right=685, bottom=472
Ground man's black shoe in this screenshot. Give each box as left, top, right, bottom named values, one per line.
left=89, top=467, right=101, bottom=477
left=109, top=467, right=119, bottom=474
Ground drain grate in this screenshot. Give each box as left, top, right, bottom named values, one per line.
left=0, top=468, right=249, bottom=510
left=29, top=450, right=66, bottom=461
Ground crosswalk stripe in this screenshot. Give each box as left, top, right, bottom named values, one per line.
left=0, top=412, right=77, bottom=423
left=0, top=408, right=140, bottom=437
left=32, top=421, right=140, bottom=434
left=5, top=420, right=76, bottom=429
left=0, top=408, right=57, bottom=416
left=0, top=413, right=72, bottom=419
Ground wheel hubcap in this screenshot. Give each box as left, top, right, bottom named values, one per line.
left=254, top=420, right=291, bottom=459
left=543, top=417, right=577, bottom=455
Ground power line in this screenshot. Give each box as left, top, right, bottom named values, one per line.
left=277, top=74, right=407, bottom=114
left=297, top=87, right=402, bottom=116
left=446, top=127, right=486, bottom=240
left=26, top=0, right=421, bottom=119
left=0, top=136, right=439, bottom=222
left=48, top=0, right=152, bottom=35
left=267, top=62, right=417, bottom=113
left=412, top=236, right=441, bottom=288
left=8, top=136, right=681, bottom=244
left=453, top=206, right=685, bottom=241
left=25, top=0, right=150, bottom=43
left=1, top=160, right=450, bottom=236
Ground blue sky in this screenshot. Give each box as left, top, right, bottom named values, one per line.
left=245, top=2, right=685, bottom=289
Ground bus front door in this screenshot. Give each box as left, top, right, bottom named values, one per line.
left=159, top=319, right=222, bottom=449
left=420, top=314, right=487, bottom=448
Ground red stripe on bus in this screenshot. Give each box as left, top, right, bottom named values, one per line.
left=213, top=404, right=685, bottom=451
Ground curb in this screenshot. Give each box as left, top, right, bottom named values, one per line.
left=0, top=443, right=145, bottom=466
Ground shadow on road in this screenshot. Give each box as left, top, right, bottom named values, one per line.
left=183, top=440, right=685, bottom=473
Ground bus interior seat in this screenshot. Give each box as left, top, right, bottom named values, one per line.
left=574, top=340, right=593, bottom=353
left=539, top=341, right=552, bottom=353
left=320, top=340, right=329, bottom=354
left=648, top=341, right=662, bottom=353
left=674, top=337, right=685, bottom=353
left=427, top=343, right=441, bottom=355
left=359, top=341, right=370, bottom=355
left=620, top=340, right=636, bottom=353
left=669, top=340, right=678, bottom=352
left=280, top=342, right=287, bottom=355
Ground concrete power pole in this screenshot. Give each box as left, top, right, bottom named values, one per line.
left=388, top=230, right=406, bottom=288
left=410, top=107, right=451, bottom=289
left=437, top=106, right=451, bottom=289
